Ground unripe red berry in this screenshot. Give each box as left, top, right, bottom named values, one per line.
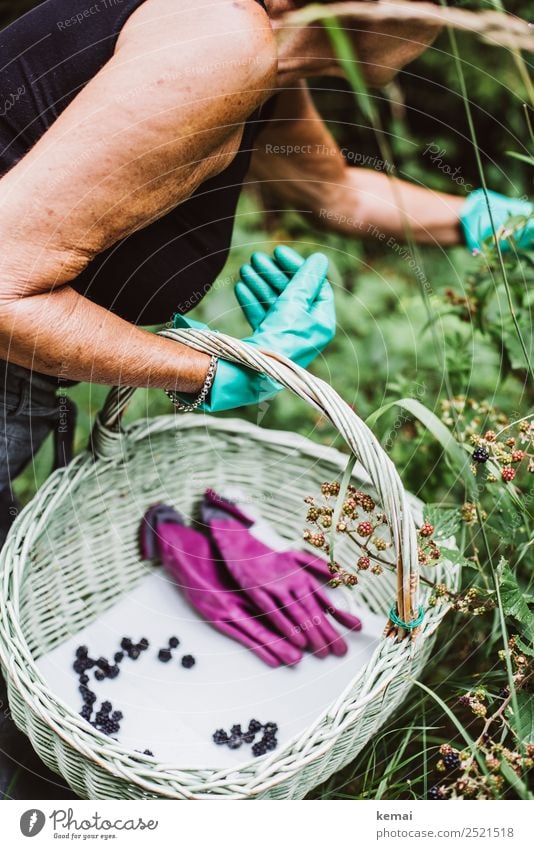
left=484, top=430, right=497, bottom=442
left=357, top=555, right=370, bottom=570
left=501, top=466, right=516, bottom=482
left=419, top=522, right=434, bottom=537
left=356, top=521, right=373, bottom=537
left=511, top=450, right=524, bottom=463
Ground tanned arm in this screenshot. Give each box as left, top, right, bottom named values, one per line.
left=0, top=0, right=276, bottom=389
left=249, top=82, right=464, bottom=246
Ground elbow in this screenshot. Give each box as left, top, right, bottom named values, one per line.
left=0, top=243, right=92, bottom=309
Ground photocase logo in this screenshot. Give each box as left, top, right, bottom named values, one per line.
left=20, top=810, right=46, bottom=837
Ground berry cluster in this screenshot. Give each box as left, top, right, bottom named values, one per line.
left=121, top=636, right=150, bottom=662
left=433, top=655, right=533, bottom=800
left=428, top=584, right=496, bottom=618
left=303, top=483, right=393, bottom=587
left=416, top=522, right=441, bottom=567
left=440, top=398, right=533, bottom=485
left=158, top=636, right=195, bottom=669
left=212, top=719, right=278, bottom=757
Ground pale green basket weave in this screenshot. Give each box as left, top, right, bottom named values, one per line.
left=0, top=329, right=457, bottom=799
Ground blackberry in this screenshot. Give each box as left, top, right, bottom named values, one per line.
left=84, top=692, right=97, bottom=706
left=79, top=674, right=89, bottom=685
left=252, top=741, right=267, bottom=757
left=230, top=724, right=242, bottom=737
left=75, top=646, right=89, bottom=659
left=114, top=652, right=124, bottom=664
left=212, top=729, right=229, bottom=745
left=128, top=648, right=140, bottom=660
left=120, top=637, right=132, bottom=651
left=499, top=687, right=510, bottom=699
left=248, top=719, right=262, bottom=734
left=242, top=732, right=255, bottom=744
left=100, top=701, right=112, bottom=714
left=107, top=665, right=120, bottom=679
left=79, top=684, right=91, bottom=698
left=428, top=786, right=444, bottom=800
left=139, top=638, right=149, bottom=650
left=443, top=752, right=461, bottom=771
left=263, top=736, right=277, bottom=751
left=94, top=670, right=105, bottom=681
left=111, top=711, right=123, bottom=721
left=263, top=722, right=278, bottom=735
left=96, top=657, right=109, bottom=671
left=143, top=750, right=154, bottom=756
left=181, top=654, right=195, bottom=669
left=158, top=648, right=172, bottom=663
left=168, top=637, right=179, bottom=649
left=85, top=658, right=96, bottom=669
left=73, top=659, right=87, bottom=675
left=109, top=721, right=120, bottom=734
left=473, top=446, right=490, bottom=463
left=227, top=735, right=242, bottom=750
left=80, top=705, right=92, bottom=720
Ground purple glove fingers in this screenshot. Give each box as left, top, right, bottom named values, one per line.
left=246, top=587, right=308, bottom=649
left=298, top=589, right=349, bottom=657
left=284, top=591, right=331, bottom=657
left=214, top=620, right=283, bottom=668
left=313, top=586, right=363, bottom=632
left=221, top=613, right=303, bottom=666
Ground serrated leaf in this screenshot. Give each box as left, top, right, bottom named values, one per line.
left=510, top=692, right=534, bottom=743
left=515, top=636, right=534, bottom=658
left=423, top=504, right=462, bottom=540
left=496, top=558, right=534, bottom=643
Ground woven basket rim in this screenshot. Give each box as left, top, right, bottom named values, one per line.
left=0, top=414, right=457, bottom=795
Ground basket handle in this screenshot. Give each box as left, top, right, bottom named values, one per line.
left=91, top=328, right=421, bottom=638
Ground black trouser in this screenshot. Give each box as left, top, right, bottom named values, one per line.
left=0, top=360, right=77, bottom=547
left=0, top=360, right=77, bottom=798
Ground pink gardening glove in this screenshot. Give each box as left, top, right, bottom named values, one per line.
left=201, top=491, right=362, bottom=658
left=139, top=505, right=302, bottom=668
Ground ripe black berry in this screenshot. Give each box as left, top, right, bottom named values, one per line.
left=128, top=648, right=140, bottom=660
left=212, top=729, right=229, bottom=745
left=443, top=752, right=460, bottom=771
left=428, top=786, right=444, bottom=800
left=158, top=648, right=172, bottom=663
left=111, top=711, right=123, bottom=721
left=96, top=657, right=109, bottom=671
left=75, top=646, right=89, bottom=659
left=230, top=724, right=242, bottom=737
left=263, top=736, right=277, bottom=751
left=242, top=732, right=255, bottom=744
left=227, top=735, right=242, bottom=750
left=139, top=638, right=149, bottom=650
left=120, top=637, right=132, bottom=650
left=100, top=701, right=112, bottom=713
left=248, top=719, right=262, bottom=734
left=168, top=637, right=179, bottom=649
left=84, top=691, right=97, bottom=706
left=114, top=652, right=124, bottom=664
left=79, top=674, right=89, bottom=685
left=473, top=446, right=490, bottom=463
left=263, top=722, right=278, bottom=735
left=107, top=665, right=120, bottom=679
left=143, top=750, right=154, bottom=756
left=80, top=705, right=92, bottom=720
left=252, top=741, right=267, bottom=757
left=181, top=654, right=195, bottom=669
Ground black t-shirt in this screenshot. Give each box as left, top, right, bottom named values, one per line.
left=0, top=0, right=274, bottom=325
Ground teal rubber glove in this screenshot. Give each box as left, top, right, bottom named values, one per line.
left=460, top=188, right=533, bottom=253
left=173, top=251, right=335, bottom=412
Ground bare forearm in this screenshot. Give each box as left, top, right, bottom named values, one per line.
left=0, top=284, right=209, bottom=390
left=318, top=168, right=465, bottom=245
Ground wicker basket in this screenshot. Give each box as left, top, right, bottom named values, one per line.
left=0, top=329, right=457, bottom=799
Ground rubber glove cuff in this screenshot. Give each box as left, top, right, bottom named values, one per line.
left=459, top=188, right=533, bottom=252
left=171, top=313, right=282, bottom=412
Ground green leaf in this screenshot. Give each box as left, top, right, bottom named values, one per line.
left=506, top=150, right=534, bottom=167
left=496, top=558, right=534, bottom=643
left=423, top=504, right=462, bottom=540
left=511, top=692, right=534, bottom=743
left=366, top=398, right=476, bottom=498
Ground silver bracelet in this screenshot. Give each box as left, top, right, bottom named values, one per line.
left=165, top=355, right=218, bottom=412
